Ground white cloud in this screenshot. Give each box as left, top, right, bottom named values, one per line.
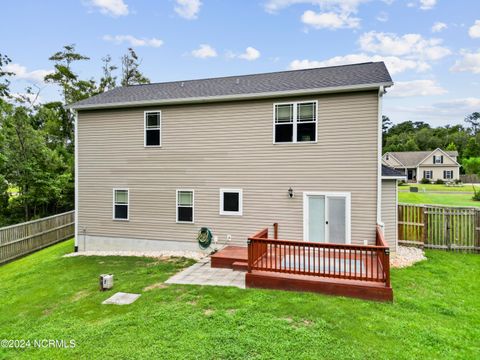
left=239, top=47, right=261, bottom=61
left=359, top=31, right=451, bottom=60
left=419, top=0, right=436, bottom=10
left=388, top=80, right=447, bottom=97
left=4, top=63, right=53, bottom=83
left=376, top=11, right=389, bottom=23
left=191, top=44, right=217, bottom=58
left=469, top=20, right=480, bottom=39
left=88, top=0, right=129, bottom=17
left=301, top=10, right=360, bottom=29
left=431, top=22, right=447, bottom=33
left=265, top=0, right=367, bottom=30
left=103, top=35, right=163, bottom=47
left=434, top=97, right=480, bottom=109
left=288, top=54, right=430, bottom=74
left=450, top=50, right=480, bottom=74
left=174, top=0, right=201, bottom=20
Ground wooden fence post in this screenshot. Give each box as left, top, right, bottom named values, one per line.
left=423, top=206, right=428, bottom=247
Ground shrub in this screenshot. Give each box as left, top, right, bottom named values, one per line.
left=435, top=179, right=445, bottom=184
left=472, top=186, right=480, bottom=201
left=454, top=179, right=462, bottom=184
left=420, top=178, right=430, bottom=184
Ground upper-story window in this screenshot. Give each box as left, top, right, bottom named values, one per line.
left=274, top=101, right=317, bottom=143
left=433, top=155, right=443, bottom=164
left=145, top=111, right=161, bottom=147
left=385, top=154, right=389, bottom=160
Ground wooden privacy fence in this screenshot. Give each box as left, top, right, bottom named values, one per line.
left=398, top=204, right=480, bottom=252
left=0, top=211, right=74, bottom=265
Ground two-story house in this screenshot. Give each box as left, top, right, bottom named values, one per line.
left=382, top=149, right=460, bottom=183
left=70, top=62, right=402, bottom=256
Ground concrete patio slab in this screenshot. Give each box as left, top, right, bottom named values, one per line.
left=102, top=292, right=141, bottom=305
left=165, top=259, right=245, bottom=289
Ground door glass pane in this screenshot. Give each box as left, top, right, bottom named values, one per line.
left=308, top=195, right=325, bottom=242
left=328, top=197, right=346, bottom=244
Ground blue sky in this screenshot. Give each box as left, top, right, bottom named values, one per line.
left=1, top=0, right=479, bottom=126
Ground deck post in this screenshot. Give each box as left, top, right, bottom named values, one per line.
left=273, top=223, right=278, bottom=240
left=247, top=239, right=252, bottom=273
left=384, top=248, right=390, bottom=288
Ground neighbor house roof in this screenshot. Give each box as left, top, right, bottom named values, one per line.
left=386, top=150, right=458, bottom=167
left=69, top=62, right=393, bottom=110
left=381, top=165, right=405, bottom=179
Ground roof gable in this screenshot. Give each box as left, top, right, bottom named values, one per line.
left=70, top=62, right=393, bottom=110
left=387, top=150, right=458, bottom=167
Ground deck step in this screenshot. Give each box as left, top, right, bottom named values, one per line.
left=210, top=246, right=248, bottom=269
left=231, top=261, right=248, bottom=271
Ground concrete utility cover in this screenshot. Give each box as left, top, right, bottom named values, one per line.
left=102, top=292, right=141, bottom=305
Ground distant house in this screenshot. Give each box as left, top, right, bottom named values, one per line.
left=382, top=148, right=460, bottom=183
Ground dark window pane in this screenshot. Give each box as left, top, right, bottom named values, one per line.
left=115, top=204, right=128, bottom=219
left=178, top=206, right=193, bottom=222
left=223, top=192, right=239, bottom=212
left=297, top=123, right=316, bottom=142
left=275, top=124, right=293, bottom=143
left=146, top=129, right=160, bottom=146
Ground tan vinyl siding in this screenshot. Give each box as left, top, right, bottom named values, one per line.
left=381, top=179, right=397, bottom=250
left=78, top=91, right=380, bottom=247
left=419, top=149, right=458, bottom=166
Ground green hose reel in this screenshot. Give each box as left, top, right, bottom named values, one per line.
left=197, top=227, right=213, bottom=250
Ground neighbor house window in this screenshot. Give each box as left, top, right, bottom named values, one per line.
left=274, top=101, right=317, bottom=143
left=176, top=190, right=194, bottom=223
left=424, top=171, right=433, bottom=180
left=433, top=155, right=443, bottom=164
left=145, top=111, right=161, bottom=147
left=444, top=170, right=453, bottom=179
left=385, top=154, right=389, bottom=160
left=113, top=189, right=129, bottom=220
left=219, top=189, right=243, bottom=216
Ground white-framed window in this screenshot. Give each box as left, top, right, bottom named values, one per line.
left=219, top=189, right=243, bottom=216
left=144, top=111, right=161, bottom=147
left=273, top=101, right=317, bottom=143
left=113, top=188, right=129, bottom=220
left=433, top=155, right=443, bottom=164
left=424, top=170, right=433, bottom=179
left=176, top=190, right=194, bottom=223
left=444, top=170, right=453, bottom=179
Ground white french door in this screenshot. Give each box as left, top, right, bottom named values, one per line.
left=303, top=192, right=351, bottom=244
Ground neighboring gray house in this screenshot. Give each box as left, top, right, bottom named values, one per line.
left=382, top=148, right=460, bottom=183
left=70, top=62, right=402, bottom=253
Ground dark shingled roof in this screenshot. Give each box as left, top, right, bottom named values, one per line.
left=382, top=165, right=405, bottom=178
left=70, top=62, right=392, bottom=110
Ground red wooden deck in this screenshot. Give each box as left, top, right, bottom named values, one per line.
left=211, top=225, right=393, bottom=302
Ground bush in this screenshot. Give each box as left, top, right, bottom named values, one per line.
left=420, top=178, right=430, bottom=184
left=398, top=180, right=408, bottom=186
left=454, top=179, right=462, bottom=184
left=435, top=179, right=445, bottom=184
left=472, top=186, right=480, bottom=201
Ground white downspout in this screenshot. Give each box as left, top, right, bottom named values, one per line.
left=74, top=110, right=79, bottom=251
left=377, top=86, right=385, bottom=227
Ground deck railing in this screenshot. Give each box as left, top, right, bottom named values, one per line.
left=247, top=224, right=391, bottom=286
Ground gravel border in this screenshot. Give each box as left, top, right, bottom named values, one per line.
left=390, top=246, right=427, bottom=268
left=64, top=250, right=207, bottom=261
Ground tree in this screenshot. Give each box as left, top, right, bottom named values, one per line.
left=44, top=44, right=97, bottom=104
left=462, top=157, right=480, bottom=175
left=120, top=48, right=150, bottom=86
left=0, top=53, right=14, bottom=98
left=98, top=55, right=117, bottom=92
left=446, top=142, right=457, bottom=151
left=465, top=112, right=480, bottom=134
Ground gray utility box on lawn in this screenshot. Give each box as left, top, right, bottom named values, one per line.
left=100, top=274, right=114, bottom=291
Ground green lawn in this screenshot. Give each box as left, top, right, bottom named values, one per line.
left=398, top=184, right=479, bottom=193
left=399, top=192, right=480, bottom=207
left=1, top=240, right=479, bottom=359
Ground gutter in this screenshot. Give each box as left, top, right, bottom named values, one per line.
left=68, top=82, right=394, bottom=110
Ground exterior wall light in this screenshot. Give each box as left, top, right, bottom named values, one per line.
left=288, top=187, right=294, bottom=198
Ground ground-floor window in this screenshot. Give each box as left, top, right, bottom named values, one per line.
left=177, top=190, right=194, bottom=223
left=219, top=188, right=243, bottom=216
left=444, top=170, right=453, bottom=179
left=113, top=188, right=129, bottom=220
left=423, top=170, right=433, bottom=180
